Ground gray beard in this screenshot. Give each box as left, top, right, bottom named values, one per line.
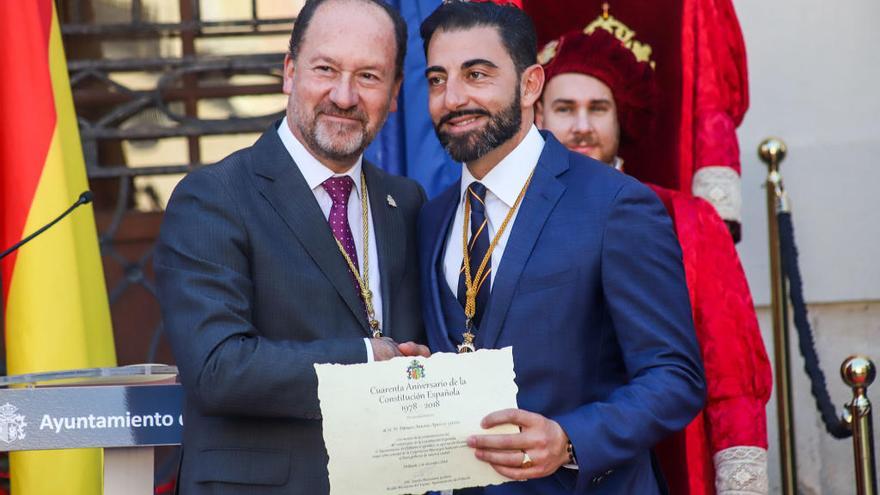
left=290, top=100, right=378, bottom=163
left=311, top=118, right=367, bottom=160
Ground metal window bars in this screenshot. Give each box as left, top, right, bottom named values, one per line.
left=58, top=0, right=295, bottom=365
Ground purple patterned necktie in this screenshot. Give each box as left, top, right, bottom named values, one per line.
left=323, top=176, right=360, bottom=293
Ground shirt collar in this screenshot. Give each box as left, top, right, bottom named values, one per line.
left=277, top=116, right=364, bottom=197
left=459, top=125, right=545, bottom=208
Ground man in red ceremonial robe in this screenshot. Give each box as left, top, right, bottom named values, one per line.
left=523, top=0, right=748, bottom=242
left=535, top=28, right=771, bottom=495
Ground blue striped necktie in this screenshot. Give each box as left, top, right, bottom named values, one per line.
left=457, top=182, right=491, bottom=329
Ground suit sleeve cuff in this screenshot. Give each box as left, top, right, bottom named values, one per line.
left=553, top=411, right=595, bottom=490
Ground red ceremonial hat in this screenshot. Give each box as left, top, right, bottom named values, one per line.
left=539, top=28, right=658, bottom=144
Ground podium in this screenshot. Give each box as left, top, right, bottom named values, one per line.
left=0, top=365, right=183, bottom=495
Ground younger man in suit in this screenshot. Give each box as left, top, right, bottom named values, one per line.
left=418, top=2, right=705, bottom=493
left=156, top=1, right=428, bottom=493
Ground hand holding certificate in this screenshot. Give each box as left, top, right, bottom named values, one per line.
left=315, top=347, right=519, bottom=494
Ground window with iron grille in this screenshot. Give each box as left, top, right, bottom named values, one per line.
left=60, top=0, right=300, bottom=367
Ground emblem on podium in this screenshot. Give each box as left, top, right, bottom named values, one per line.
left=0, top=403, right=27, bottom=444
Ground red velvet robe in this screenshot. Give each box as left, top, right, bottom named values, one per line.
left=649, top=184, right=772, bottom=494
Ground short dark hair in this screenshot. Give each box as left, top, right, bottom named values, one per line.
left=288, top=0, right=407, bottom=79
left=419, top=1, right=537, bottom=74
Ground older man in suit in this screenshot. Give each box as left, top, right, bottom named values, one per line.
left=418, top=3, right=705, bottom=494
left=155, top=0, right=428, bottom=493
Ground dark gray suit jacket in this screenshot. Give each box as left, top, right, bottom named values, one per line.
left=155, top=122, right=426, bottom=494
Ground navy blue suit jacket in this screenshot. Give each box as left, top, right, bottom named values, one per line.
left=418, top=133, right=705, bottom=494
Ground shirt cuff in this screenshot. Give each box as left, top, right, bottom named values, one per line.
left=364, top=338, right=374, bottom=362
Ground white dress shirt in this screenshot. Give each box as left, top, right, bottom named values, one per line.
left=443, top=125, right=545, bottom=294
left=277, top=117, right=381, bottom=361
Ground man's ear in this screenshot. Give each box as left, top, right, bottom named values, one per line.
left=282, top=53, right=295, bottom=95
left=534, top=99, right=545, bottom=128
left=520, top=64, right=545, bottom=108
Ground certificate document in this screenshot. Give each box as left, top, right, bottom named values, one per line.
left=315, top=347, right=519, bottom=495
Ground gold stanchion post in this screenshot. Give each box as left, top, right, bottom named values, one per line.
left=842, top=356, right=877, bottom=495
left=758, top=137, right=797, bottom=495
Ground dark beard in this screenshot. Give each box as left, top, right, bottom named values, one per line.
left=435, top=90, right=522, bottom=163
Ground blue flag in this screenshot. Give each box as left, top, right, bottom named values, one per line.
left=365, top=0, right=460, bottom=198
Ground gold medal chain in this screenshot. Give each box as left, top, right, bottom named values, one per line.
left=459, top=171, right=534, bottom=352
left=332, top=172, right=382, bottom=338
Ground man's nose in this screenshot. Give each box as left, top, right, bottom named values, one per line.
left=443, top=77, right=468, bottom=110
left=329, top=74, right=359, bottom=109
left=573, top=109, right=593, bottom=134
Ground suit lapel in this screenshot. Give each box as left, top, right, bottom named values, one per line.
left=251, top=127, right=370, bottom=335
left=479, top=135, right=569, bottom=350
left=427, top=184, right=461, bottom=353
left=363, top=162, right=403, bottom=338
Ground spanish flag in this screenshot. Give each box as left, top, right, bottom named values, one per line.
left=0, top=1, right=117, bottom=493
